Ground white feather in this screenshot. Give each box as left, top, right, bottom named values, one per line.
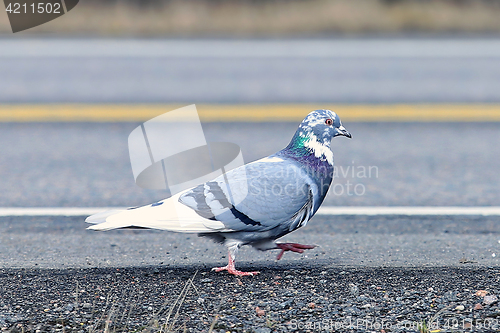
left=86, top=190, right=232, bottom=233
left=303, top=134, right=334, bottom=165
left=258, top=156, right=284, bottom=163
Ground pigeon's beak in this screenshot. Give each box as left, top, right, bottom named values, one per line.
left=336, top=125, right=352, bottom=139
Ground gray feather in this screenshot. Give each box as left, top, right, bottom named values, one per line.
left=179, top=158, right=317, bottom=235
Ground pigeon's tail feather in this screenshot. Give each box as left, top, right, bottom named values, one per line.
left=87, top=218, right=226, bottom=232
left=86, top=193, right=231, bottom=233
left=85, top=209, right=126, bottom=224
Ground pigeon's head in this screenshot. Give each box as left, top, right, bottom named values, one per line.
left=299, top=109, right=351, bottom=145
left=283, top=109, right=351, bottom=165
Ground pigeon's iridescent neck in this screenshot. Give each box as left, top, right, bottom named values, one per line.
left=278, top=131, right=334, bottom=196
left=289, top=134, right=310, bottom=151
left=284, top=131, right=333, bottom=166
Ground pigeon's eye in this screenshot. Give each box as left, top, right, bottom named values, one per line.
left=325, top=119, right=333, bottom=126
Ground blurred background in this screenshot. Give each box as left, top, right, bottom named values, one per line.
left=0, top=0, right=499, bottom=208
left=3, top=0, right=500, bottom=36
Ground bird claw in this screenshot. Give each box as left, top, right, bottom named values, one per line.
left=276, top=243, right=316, bottom=260
left=211, top=266, right=259, bottom=276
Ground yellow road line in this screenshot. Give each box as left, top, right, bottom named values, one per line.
left=0, top=104, right=499, bottom=122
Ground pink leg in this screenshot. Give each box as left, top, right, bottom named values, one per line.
left=212, top=251, right=259, bottom=276
left=276, top=243, right=316, bottom=260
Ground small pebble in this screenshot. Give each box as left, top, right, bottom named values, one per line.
left=349, top=283, right=359, bottom=296
left=476, top=290, right=488, bottom=297
left=455, top=305, right=465, bottom=311
left=474, top=303, right=484, bottom=310
left=255, top=307, right=265, bottom=317
left=484, top=295, right=498, bottom=305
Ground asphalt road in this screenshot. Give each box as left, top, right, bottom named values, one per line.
left=1, top=212, right=500, bottom=331
left=2, top=39, right=500, bottom=103
left=0, top=121, right=498, bottom=270
left=1, top=215, right=499, bottom=269
left=0, top=121, right=498, bottom=208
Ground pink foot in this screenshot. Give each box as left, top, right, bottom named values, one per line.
left=212, top=251, right=259, bottom=276
left=276, top=243, right=316, bottom=260
left=212, top=265, right=259, bottom=276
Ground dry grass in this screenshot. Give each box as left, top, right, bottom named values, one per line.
left=2, top=0, right=500, bottom=35
left=76, top=270, right=216, bottom=333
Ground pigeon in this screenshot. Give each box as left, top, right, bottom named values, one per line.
left=86, top=109, right=351, bottom=276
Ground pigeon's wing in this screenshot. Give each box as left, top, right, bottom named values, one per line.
left=286, top=186, right=314, bottom=232
left=179, top=157, right=316, bottom=232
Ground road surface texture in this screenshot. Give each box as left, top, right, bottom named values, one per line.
left=1, top=39, right=500, bottom=103
left=0, top=214, right=499, bottom=332
left=0, top=120, right=499, bottom=331
left=1, top=215, right=500, bottom=269
left=0, top=122, right=498, bottom=207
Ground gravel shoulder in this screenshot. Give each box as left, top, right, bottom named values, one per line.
left=1, top=266, right=500, bottom=333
